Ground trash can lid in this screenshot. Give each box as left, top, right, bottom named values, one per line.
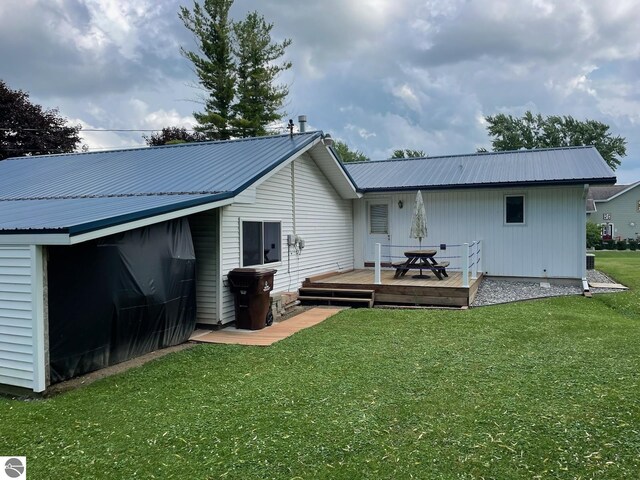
left=228, top=268, right=277, bottom=276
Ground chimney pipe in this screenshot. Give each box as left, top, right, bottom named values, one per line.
left=298, top=115, right=307, bottom=133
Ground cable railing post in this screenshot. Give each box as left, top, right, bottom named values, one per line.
left=462, top=242, right=469, bottom=288
left=374, top=243, right=382, bottom=285
left=476, top=239, right=482, bottom=277
left=471, top=240, right=477, bottom=280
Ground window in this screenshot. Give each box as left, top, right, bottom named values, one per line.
left=505, top=195, right=525, bottom=224
left=241, top=221, right=281, bottom=266
left=369, top=204, right=389, bottom=234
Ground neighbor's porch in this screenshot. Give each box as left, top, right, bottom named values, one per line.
left=301, top=269, right=483, bottom=308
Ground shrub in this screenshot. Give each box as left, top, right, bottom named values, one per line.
left=586, top=222, right=602, bottom=248
left=604, top=239, right=616, bottom=250
left=629, top=239, right=638, bottom=251
left=594, top=243, right=604, bottom=250
left=617, top=239, right=628, bottom=250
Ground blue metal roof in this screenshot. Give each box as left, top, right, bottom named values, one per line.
left=0, top=132, right=321, bottom=234
left=345, top=146, right=616, bottom=192
left=0, top=194, right=219, bottom=234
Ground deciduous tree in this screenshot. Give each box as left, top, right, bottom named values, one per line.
left=333, top=140, right=369, bottom=163
left=0, top=80, right=81, bottom=160
left=390, top=149, right=426, bottom=159
left=482, top=111, right=626, bottom=170
left=143, top=127, right=206, bottom=146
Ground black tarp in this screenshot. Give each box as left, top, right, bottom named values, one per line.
left=47, top=218, right=196, bottom=383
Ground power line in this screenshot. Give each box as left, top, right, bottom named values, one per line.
left=0, top=125, right=288, bottom=133
left=3, top=144, right=149, bottom=153
left=0, top=127, right=186, bottom=132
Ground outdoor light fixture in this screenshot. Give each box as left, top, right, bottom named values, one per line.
left=398, top=200, right=403, bottom=209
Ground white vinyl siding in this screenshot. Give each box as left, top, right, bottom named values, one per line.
left=356, top=186, right=585, bottom=279
left=189, top=210, right=219, bottom=326
left=294, top=152, right=354, bottom=280
left=0, top=245, right=45, bottom=391
left=220, top=152, right=354, bottom=324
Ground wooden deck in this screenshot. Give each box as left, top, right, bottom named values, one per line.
left=303, top=269, right=483, bottom=307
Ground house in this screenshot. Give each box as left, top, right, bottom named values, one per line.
left=345, top=146, right=615, bottom=279
left=0, top=131, right=359, bottom=393
left=586, top=182, right=640, bottom=239
left=0, top=133, right=616, bottom=393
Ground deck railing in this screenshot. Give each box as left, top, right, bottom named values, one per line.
left=374, top=240, right=482, bottom=288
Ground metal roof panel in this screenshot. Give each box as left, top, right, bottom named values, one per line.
left=0, top=132, right=321, bottom=234
left=345, top=146, right=616, bottom=191
left=0, top=194, right=223, bottom=234
left=0, top=132, right=321, bottom=200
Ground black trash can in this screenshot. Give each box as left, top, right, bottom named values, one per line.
left=586, top=254, right=595, bottom=270
left=227, top=268, right=277, bottom=330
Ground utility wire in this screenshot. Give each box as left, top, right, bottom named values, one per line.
left=0, top=125, right=288, bottom=133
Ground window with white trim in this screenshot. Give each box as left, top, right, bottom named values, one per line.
left=241, top=221, right=281, bottom=266
left=505, top=195, right=525, bottom=224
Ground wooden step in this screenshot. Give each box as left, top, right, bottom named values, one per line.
left=299, top=287, right=375, bottom=298
left=299, top=296, right=373, bottom=307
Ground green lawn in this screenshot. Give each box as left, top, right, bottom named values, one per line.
left=2, top=252, right=640, bottom=479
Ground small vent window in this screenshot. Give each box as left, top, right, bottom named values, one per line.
left=370, top=204, right=389, bottom=234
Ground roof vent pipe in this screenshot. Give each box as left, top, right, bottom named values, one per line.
left=323, top=134, right=334, bottom=147
left=298, top=115, right=307, bottom=133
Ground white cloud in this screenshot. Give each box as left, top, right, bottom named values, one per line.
left=391, top=84, right=422, bottom=112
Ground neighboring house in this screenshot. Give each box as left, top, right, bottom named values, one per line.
left=0, top=132, right=359, bottom=392
left=586, top=182, right=640, bottom=240
left=345, top=146, right=615, bottom=280
left=0, top=135, right=616, bottom=393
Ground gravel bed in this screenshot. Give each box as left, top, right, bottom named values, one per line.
left=471, top=270, right=626, bottom=307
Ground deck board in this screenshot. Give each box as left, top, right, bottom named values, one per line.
left=190, top=307, right=343, bottom=346
left=304, top=269, right=482, bottom=307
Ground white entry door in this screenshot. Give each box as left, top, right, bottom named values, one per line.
left=366, top=200, right=392, bottom=263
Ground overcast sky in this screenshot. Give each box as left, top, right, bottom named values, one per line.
left=1, top=0, right=639, bottom=182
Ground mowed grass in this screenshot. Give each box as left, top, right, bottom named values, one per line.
left=2, top=253, right=640, bottom=479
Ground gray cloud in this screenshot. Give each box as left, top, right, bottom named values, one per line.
left=1, top=0, right=639, bottom=182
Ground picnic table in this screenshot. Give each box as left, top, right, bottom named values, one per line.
left=393, top=249, right=450, bottom=280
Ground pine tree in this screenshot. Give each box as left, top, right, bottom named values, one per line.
left=179, top=0, right=235, bottom=140
left=231, top=12, right=291, bottom=137
left=179, top=1, right=291, bottom=140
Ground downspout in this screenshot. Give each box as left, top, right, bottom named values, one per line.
left=289, top=162, right=296, bottom=275
left=582, top=184, right=589, bottom=293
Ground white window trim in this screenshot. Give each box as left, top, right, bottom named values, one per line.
left=504, top=194, right=526, bottom=225
left=239, top=218, right=283, bottom=268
